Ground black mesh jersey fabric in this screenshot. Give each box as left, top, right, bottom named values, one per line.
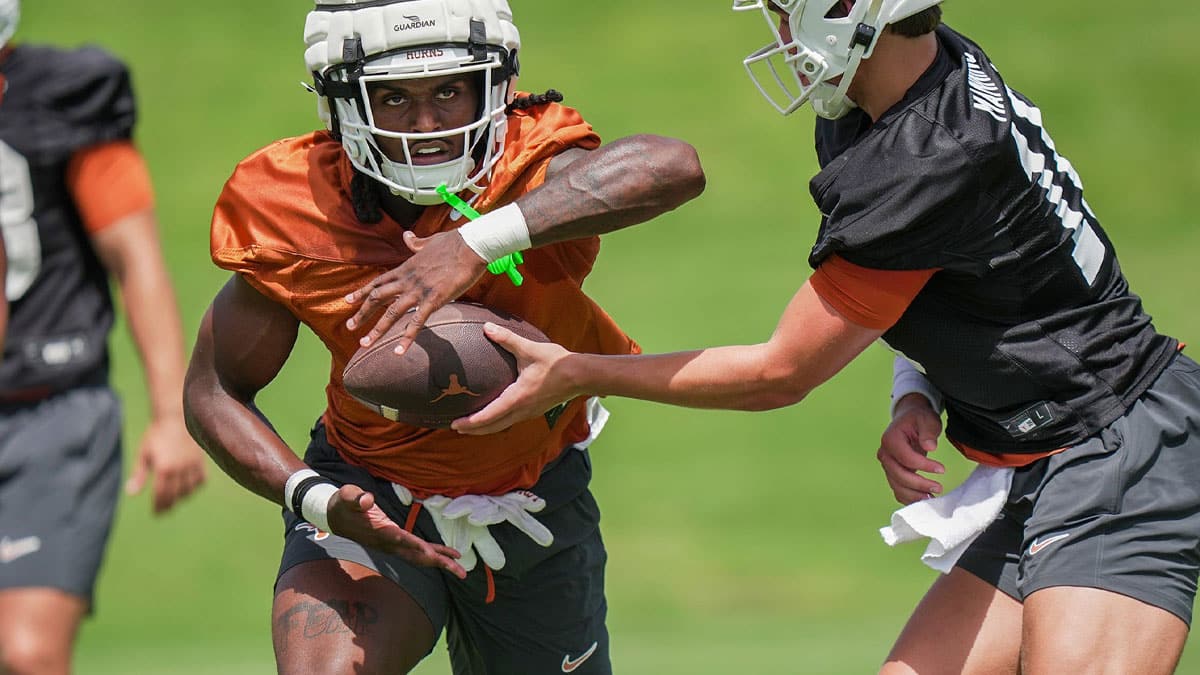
left=807, top=26, right=1177, bottom=454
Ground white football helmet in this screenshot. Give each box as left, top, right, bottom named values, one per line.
left=733, top=0, right=940, bottom=119
left=0, top=0, right=19, bottom=49
left=304, top=0, right=520, bottom=205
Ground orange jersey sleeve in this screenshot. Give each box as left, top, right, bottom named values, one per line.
left=809, top=255, right=937, bottom=329
left=65, top=140, right=155, bottom=234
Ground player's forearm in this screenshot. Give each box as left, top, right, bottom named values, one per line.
left=92, top=209, right=188, bottom=422
left=567, top=344, right=813, bottom=412
left=559, top=288, right=880, bottom=412
left=119, top=254, right=188, bottom=422
left=521, top=135, right=705, bottom=245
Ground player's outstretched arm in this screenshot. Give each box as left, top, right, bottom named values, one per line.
left=184, top=276, right=464, bottom=577
left=345, top=134, right=706, bottom=355
left=92, top=207, right=206, bottom=514
left=455, top=281, right=884, bottom=434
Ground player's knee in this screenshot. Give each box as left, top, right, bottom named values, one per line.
left=276, top=642, right=421, bottom=675
left=878, top=661, right=919, bottom=675
left=0, top=629, right=70, bottom=675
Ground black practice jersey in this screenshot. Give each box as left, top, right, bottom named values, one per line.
left=0, top=45, right=134, bottom=396
left=810, top=26, right=1177, bottom=454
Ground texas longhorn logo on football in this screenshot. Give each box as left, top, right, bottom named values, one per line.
left=430, top=374, right=480, bottom=403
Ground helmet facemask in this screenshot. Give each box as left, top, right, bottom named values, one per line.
left=734, top=0, right=943, bottom=119
left=304, top=0, right=521, bottom=206
left=325, top=46, right=513, bottom=205
left=733, top=0, right=884, bottom=120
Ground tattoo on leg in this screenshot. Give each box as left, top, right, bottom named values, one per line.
left=276, top=599, right=381, bottom=652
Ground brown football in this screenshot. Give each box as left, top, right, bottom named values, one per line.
left=342, top=301, right=547, bottom=428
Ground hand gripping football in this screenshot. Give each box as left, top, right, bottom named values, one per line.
left=342, top=302, right=547, bottom=428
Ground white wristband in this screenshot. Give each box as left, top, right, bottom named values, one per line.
left=456, top=202, right=531, bottom=263
left=301, top=483, right=339, bottom=533
left=283, top=468, right=320, bottom=514
left=890, top=356, right=944, bottom=419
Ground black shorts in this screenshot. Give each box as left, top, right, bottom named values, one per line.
left=0, top=386, right=123, bottom=606
left=958, top=352, right=1200, bottom=623
left=278, top=423, right=610, bottom=674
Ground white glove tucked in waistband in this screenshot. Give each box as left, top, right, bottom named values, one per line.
left=392, top=484, right=553, bottom=572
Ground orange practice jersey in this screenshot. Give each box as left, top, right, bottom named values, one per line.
left=211, top=101, right=639, bottom=498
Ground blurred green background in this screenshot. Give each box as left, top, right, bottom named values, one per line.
left=13, top=0, right=1200, bottom=672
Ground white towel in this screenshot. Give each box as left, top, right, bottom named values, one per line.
left=879, top=465, right=1014, bottom=574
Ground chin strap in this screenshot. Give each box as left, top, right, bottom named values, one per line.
left=822, top=0, right=884, bottom=117
left=310, top=37, right=368, bottom=141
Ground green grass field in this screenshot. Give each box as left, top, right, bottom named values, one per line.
left=14, top=0, right=1200, bottom=672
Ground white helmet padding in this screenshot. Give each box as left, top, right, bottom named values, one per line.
left=732, top=0, right=940, bottom=119
left=304, top=0, right=520, bottom=205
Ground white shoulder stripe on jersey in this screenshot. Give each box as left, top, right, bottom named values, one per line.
left=0, top=139, right=43, bottom=301
left=1008, top=92, right=1105, bottom=285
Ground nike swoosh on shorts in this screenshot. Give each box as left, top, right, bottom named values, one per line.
left=561, top=641, right=599, bottom=672
left=0, top=536, right=43, bottom=563
left=1028, top=532, right=1071, bottom=555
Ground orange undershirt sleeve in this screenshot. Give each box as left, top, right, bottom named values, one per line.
left=65, top=140, right=155, bottom=234
left=809, top=254, right=937, bottom=330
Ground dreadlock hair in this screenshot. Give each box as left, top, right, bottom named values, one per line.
left=350, top=169, right=383, bottom=224
left=889, top=4, right=942, bottom=37
left=506, top=89, right=564, bottom=114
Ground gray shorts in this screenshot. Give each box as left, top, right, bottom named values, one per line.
left=958, top=352, right=1200, bottom=623
left=0, top=386, right=123, bottom=605
left=278, top=423, right=610, bottom=675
